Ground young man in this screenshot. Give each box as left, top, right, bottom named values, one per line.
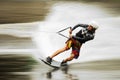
left=46, top=21, right=99, bottom=65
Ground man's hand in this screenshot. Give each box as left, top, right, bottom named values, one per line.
left=69, top=27, right=72, bottom=38
left=69, top=27, right=72, bottom=34
left=69, top=34, right=72, bottom=38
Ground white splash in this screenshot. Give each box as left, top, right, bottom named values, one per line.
left=33, top=2, right=120, bottom=63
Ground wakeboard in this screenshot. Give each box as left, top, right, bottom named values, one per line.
left=40, top=58, right=67, bottom=68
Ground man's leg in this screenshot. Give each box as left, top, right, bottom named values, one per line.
left=46, top=44, right=70, bottom=64
left=62, top=39, right=81, bottom=63
left=62, top=53, right=75, bottom=63
left=50, top=46, right=67, bottom=58
left=46, top=39, right=72, bottom=64
left=61, top=53, right=75, bottom=66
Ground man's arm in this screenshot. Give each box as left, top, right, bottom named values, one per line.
left=72, top=24, right=88, bottom=31
left=73, top=34, right=94, bottom=42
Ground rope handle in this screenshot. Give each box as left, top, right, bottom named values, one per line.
left=57, top=27, right=72, bottom=39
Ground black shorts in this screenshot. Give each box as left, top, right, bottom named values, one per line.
left=66, top=38, right=82, bottom=59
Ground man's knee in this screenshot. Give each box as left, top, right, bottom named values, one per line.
left=65, top=46, right=70, bottom=50
left=67, top=58, right=73, bottom=61
left=69, top=57, right=74, bottom=61
left=68, top=55, right=74, bottom=61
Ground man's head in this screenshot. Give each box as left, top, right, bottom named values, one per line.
left=88, top=21, right=99, bottom=31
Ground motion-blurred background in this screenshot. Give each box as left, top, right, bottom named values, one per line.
left=0, top=0, right=120, bottom=80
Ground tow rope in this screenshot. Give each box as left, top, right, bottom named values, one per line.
left=57, top=27, right=71, bottom=39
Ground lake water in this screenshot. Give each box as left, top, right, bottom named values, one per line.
left=0, top=1, right=120, bottom=80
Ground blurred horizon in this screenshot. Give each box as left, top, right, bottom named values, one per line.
left=0, top=0, right=119, bottom=23
left=0, top=1, right=119, bottom=80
